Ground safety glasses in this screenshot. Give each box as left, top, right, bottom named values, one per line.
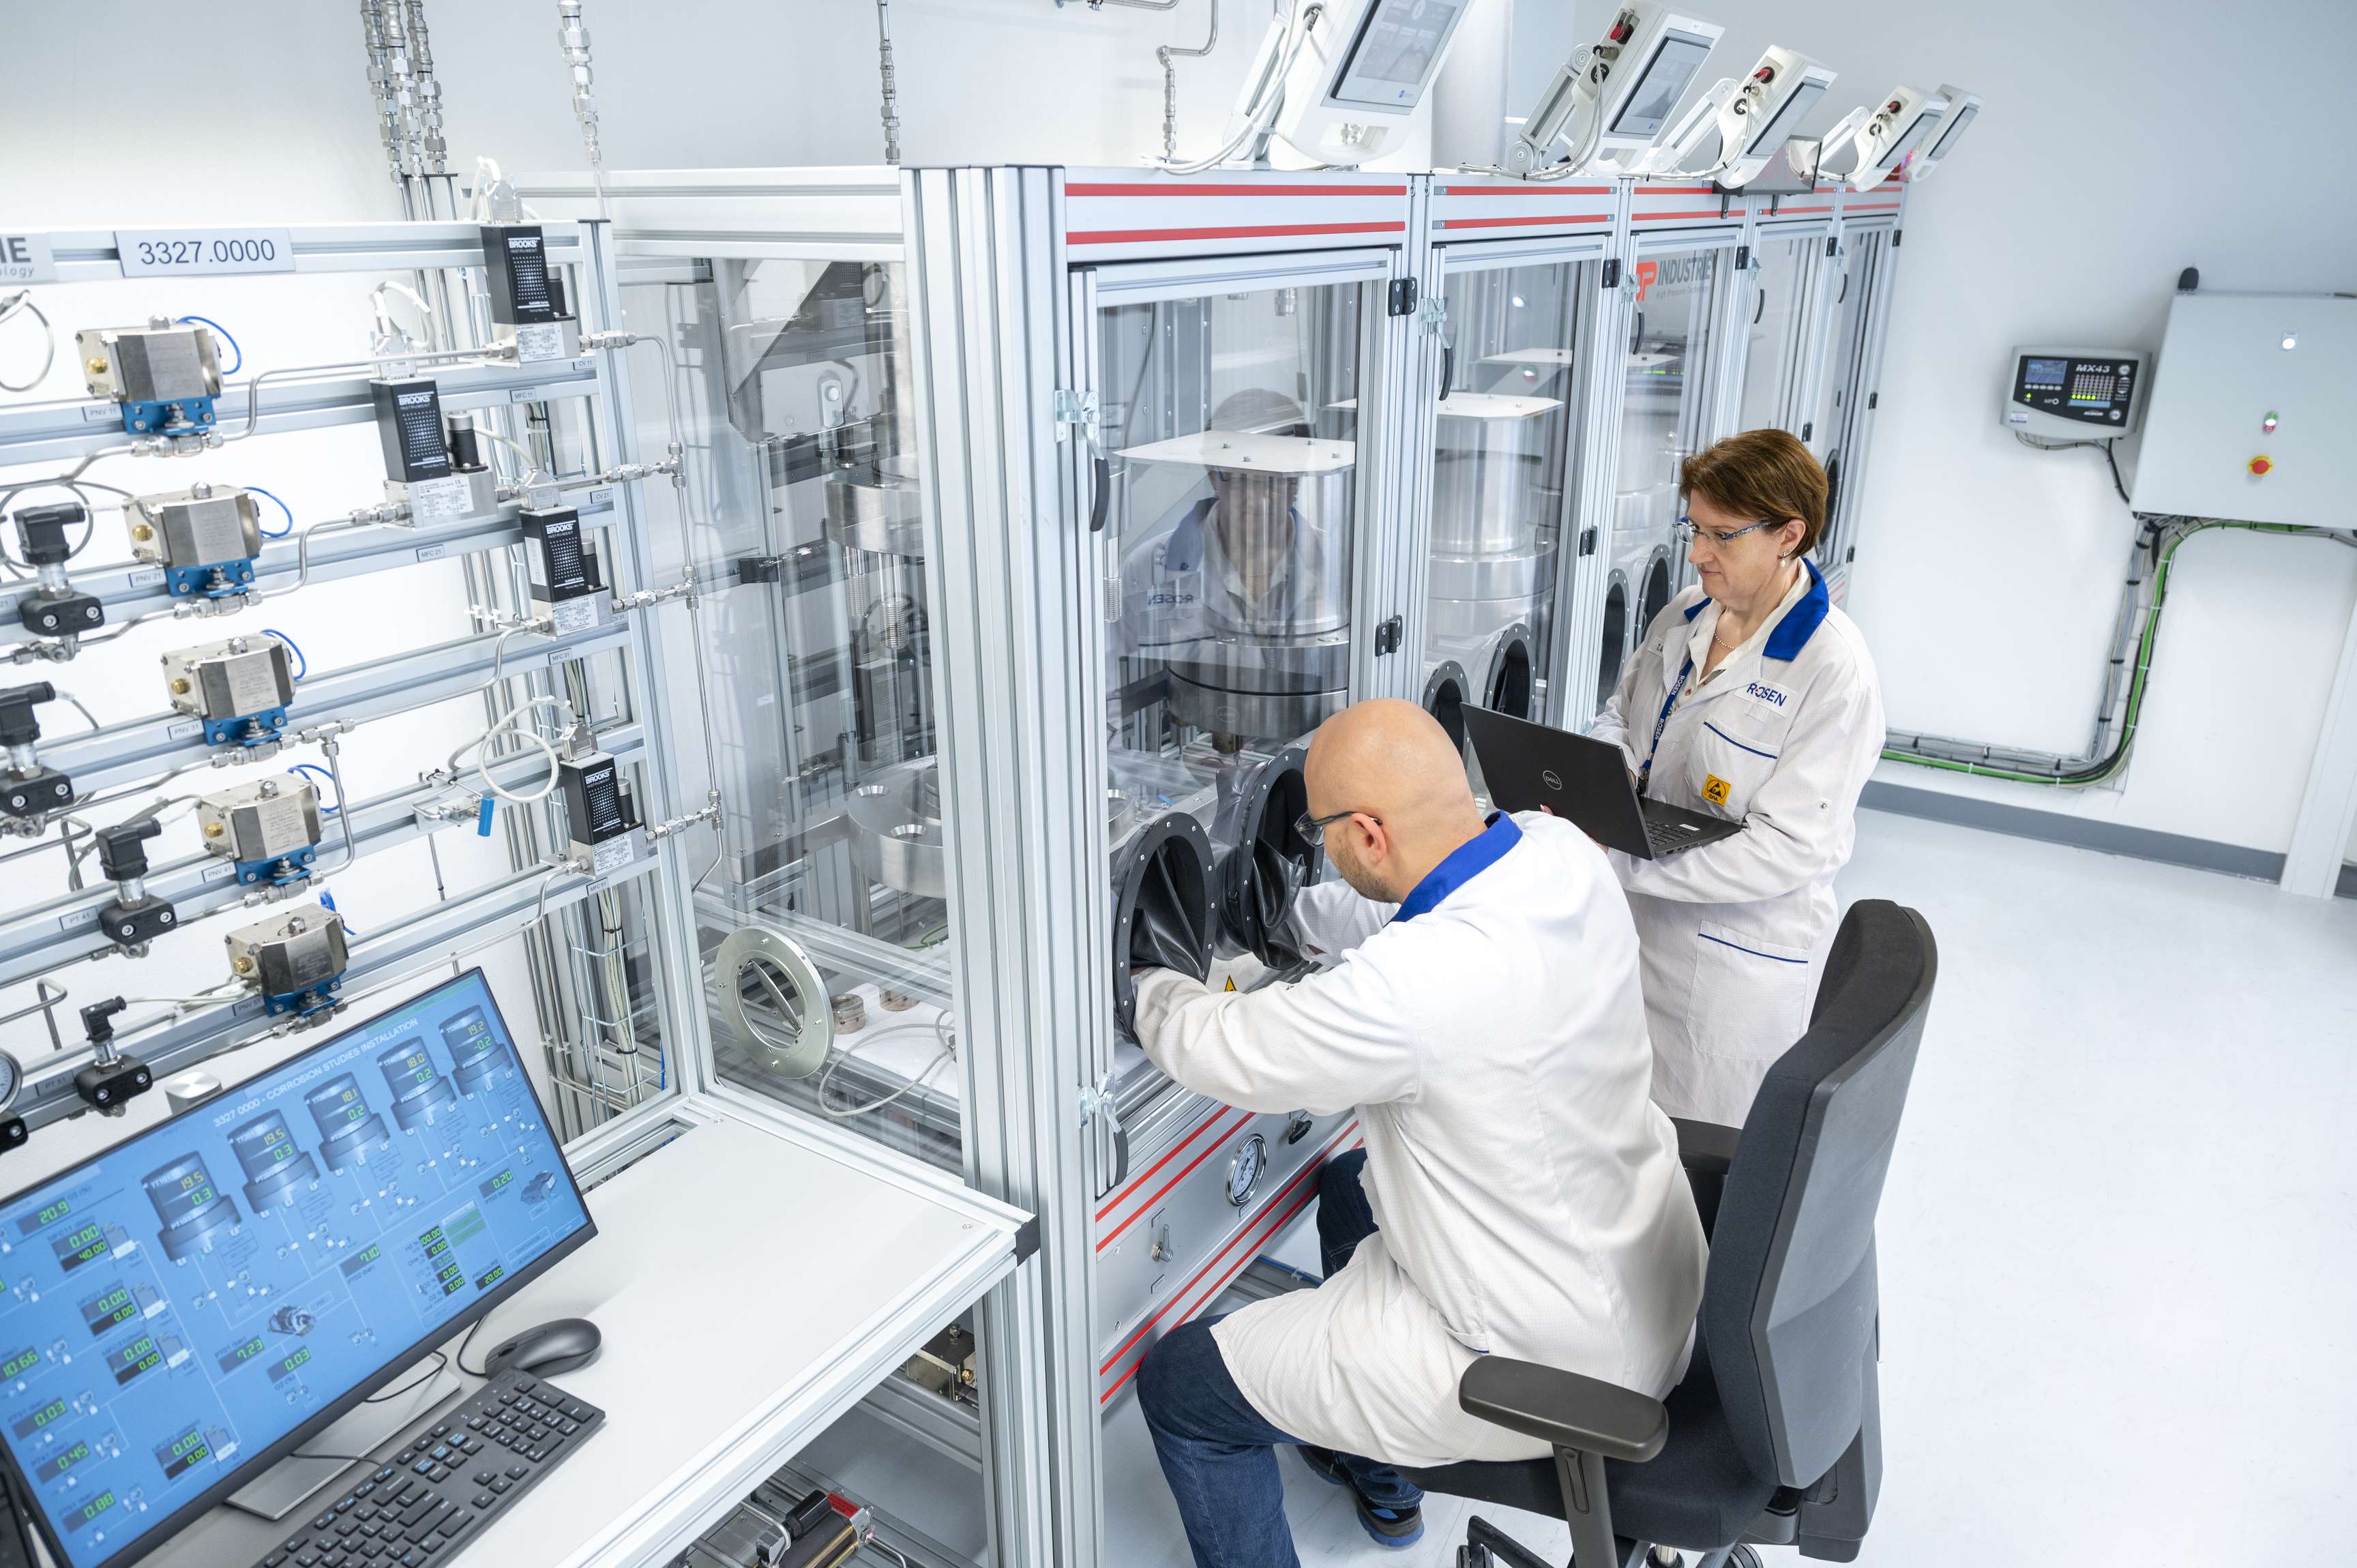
left=1294, top=808, right=1379, bottom=842
left=1674, top=514, right=1777, bottom=547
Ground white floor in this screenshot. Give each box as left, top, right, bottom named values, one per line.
left=1103, top=808, right=2357, bottom=1567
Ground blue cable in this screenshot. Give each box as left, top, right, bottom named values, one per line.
left=246, top=484, right=294, bottom=539
left=316, top=890, right=358, bottom=937
left=286, top=763, right=340, bottom=814
left=175, top=314, right=241, bottom=376
left=259, top=627, right=306, bottom=681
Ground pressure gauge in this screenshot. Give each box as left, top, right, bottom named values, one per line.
left=0, top=1050, right=20, bottom=1114
left=1226, top=1134, right=1268, bottom=1209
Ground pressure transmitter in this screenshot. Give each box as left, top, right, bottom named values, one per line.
left=10, top=504, right=106, bottom=642
left=94, top=819, right=179, bottom=955
left=0, top=683, right=75, bottom=822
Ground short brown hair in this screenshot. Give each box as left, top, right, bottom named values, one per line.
left=1680, top=429, right=1828, bottom=557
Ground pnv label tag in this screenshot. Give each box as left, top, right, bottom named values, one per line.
left=0, top=232, right=55, bottom=284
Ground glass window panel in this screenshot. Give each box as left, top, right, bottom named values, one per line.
left=1736, top=237, right=1811, bottom=438
left=1428, top=261, right=1582, bottom=727
left=1610, top=247, right=1728, bottom=661
left=621, top=256, right=955, bottom=1168
left=1100, top=281, right=1369, bottom=780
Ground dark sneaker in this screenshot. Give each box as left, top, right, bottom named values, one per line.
left=1294, top=1447, right=1425, bottom=1548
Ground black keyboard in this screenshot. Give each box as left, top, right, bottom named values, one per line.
left=253, top=1367, right=604, bottom=1567
left=1643, top=814, right=1714, bottom=854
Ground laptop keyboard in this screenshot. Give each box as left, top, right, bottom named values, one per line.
left=1643, top=816, right=1715, bottom=855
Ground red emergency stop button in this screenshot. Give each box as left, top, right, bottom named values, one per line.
left=2247, top=454, right=2273, bottom=477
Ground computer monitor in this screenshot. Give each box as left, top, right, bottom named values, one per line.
left=0, top=969, right=593, bottom=1568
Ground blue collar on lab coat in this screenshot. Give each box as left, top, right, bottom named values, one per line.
left=1393, top=812, right=1522, bottom=923
left=1680, top=558, right=1829, bottom=661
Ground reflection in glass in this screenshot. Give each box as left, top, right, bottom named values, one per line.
left=1610, top=248, right=1729, bottom=675
left=1098, top=283, right=1367, bottom=1076
left=1736, top=237, right=1814, bottom=441
left=1101, top=281, right=1366, bottom=771
left=624, top=256, right=956, bottom=1168
left=1431, top=262, right=1582, bottom=723
left=1810, top=234, right=1881, bottom=576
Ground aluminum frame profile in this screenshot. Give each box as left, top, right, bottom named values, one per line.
left=0, top=722, right=645, bottom=987
left=512, top=165, right=1069, bottom=1568
left=0, top=488, right=623, bottom=630
left=35, top=618, right=632, bottom=797
left=0, top=355, right=602, bottom=469
left=0, top=219, right=707, bottom=1151
left=1417, top=223, right=1618, bottom=730
left=573, top=218, right=716, bottom=1106
left=5, top=854, right=660, bottom=1134
left=1818, top=189, right=1908, bottom=596
left=906, top=164, right=1095, bottom=1568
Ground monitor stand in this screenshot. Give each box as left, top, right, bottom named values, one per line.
left=225, top=1355, right=462, bottom=1522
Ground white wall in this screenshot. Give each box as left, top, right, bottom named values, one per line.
left=1620, top=0, right=2357, bottom=859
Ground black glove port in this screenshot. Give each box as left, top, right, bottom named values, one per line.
left=1483, top=621, right=1535, bottom=721
left=1422, top=660, right=1470, bottom=754
left=1211, top=744, right=1318, bottom=970
left=1111, top=810, right=1214, bottom=1039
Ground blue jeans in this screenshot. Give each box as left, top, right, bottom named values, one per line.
left=1135, top=1150, right=1422, bottom=1568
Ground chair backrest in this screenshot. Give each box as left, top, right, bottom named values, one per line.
left=1699, top=898, right=1936, bottom=1490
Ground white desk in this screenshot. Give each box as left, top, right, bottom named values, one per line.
left=167, top=1095, right=1029, bottom=1568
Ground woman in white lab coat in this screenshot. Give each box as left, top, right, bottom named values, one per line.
left=1590, top=429, right=1885, bottom=1127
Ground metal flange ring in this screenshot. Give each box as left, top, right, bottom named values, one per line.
left=715, top=926, right=835, bottom=1080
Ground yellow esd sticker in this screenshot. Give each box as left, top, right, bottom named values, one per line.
left=1224, top=977, right=1239, bottom=992
left=1702, top=773, right=1733, bottom=807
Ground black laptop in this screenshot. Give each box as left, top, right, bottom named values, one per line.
left=1462, top=705, right=1742, bottom=859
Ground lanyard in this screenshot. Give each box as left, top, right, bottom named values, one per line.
left=1637, top=653, right=1694, bottom=798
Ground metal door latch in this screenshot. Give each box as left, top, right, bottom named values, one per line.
left=1053, top=388, right=1099, bottom=443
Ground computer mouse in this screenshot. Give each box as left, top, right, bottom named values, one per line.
left=482, top=1316, right=602, bottom=1378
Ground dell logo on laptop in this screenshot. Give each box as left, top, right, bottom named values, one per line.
left=1541, top=770, right=1563, bottom=790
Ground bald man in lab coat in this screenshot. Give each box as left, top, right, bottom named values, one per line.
left=1129, top=699, right=1706, bottom=1567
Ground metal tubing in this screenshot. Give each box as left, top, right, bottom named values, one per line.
left=876, top=0, right=903, bottom=164
left=1158, top=0, right=1220, bottom=161
left=0, top=724, right=644, bottom=988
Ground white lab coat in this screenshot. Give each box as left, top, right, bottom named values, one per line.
left=1590, top=559, right=1885, bottom=1127
left=1131, top=811, right=1706, bottom=1468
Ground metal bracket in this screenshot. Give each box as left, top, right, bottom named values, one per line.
left=1374, top=615, right=1404, bottom=657
left=1601, top=257, right=1621, bottom=290
left=1417, top=295, right=1447, bottom=333
left=1579, top=527, right=1599, bottom=558
left=1388, top=277, right=1419, bottom=317
left=1052, top=387, right=1099, bottom=444
left=1078, top=1071, right=1116, bottom=1127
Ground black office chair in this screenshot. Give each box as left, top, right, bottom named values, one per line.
left=1403, top=898, right=1937, bottom=1568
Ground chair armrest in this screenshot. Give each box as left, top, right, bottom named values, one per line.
left=1671, top=1116, right=1741, bottom=1177
left=1456, top=1356, right=1668, bottom=1463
